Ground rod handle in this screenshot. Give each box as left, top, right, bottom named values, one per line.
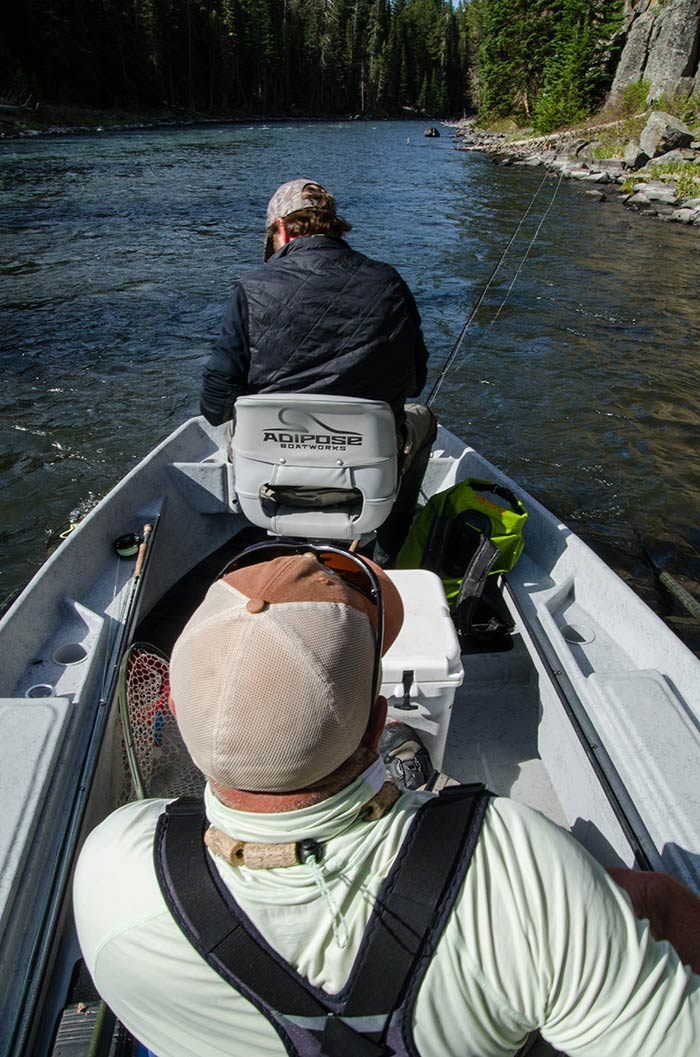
left=134, top=524, right=153, bottom=580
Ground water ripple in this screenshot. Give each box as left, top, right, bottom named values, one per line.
left=2, top=121, right=699, bottom=649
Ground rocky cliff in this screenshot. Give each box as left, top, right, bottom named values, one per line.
left=611, top=0, right=700, bottom=100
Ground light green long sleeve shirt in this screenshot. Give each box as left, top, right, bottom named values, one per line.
left=73, top=764, right=700, bottom=1057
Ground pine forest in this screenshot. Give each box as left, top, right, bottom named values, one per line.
left=1, top=0, right=625, bottom=132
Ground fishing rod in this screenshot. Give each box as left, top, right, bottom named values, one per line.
left=426, top=168, right=564, bottom=409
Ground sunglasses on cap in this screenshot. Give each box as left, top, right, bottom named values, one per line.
left=218, top=542, right=384, bottom=704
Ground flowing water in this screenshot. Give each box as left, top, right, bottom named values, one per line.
left=2, top=121, right=700, bottom=649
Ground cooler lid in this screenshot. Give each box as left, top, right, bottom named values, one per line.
left=382, top=570, right=463, bottom=683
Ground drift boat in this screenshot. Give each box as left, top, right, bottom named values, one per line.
left=1, top=404, right=699, bottom=1057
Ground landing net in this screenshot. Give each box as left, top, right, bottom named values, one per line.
left=118, top=642, right=204, bottom=801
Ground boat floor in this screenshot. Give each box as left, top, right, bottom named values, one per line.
left=446, top=649, right=564, bottom=1057
left=446, top=640, right=568, bottom=827
left=136, top=525, right=268, bottom=654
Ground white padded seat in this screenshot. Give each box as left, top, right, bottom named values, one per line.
left=232, top=394, right=398, bottom=539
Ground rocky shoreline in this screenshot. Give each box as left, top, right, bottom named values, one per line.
left=448, top=113, right=700, bottom=228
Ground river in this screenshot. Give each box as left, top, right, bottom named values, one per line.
left=2, top=120, right=700, bottom=650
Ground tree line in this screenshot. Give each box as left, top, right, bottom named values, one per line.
left=0, top=0, right=471, bottom=118
left=468, top=0, right=625, bottom=132
left=0, top=0, right=624, bottom=126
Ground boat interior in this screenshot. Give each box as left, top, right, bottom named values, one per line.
left=1, top=403, right=699, bottom=1057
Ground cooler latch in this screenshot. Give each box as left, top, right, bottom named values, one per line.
left=395, top=669, right=417, bottom=711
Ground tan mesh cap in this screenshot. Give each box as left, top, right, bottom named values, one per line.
left=169, top=553, right=403, bottom=793
left=265, top=179, right=335, bottom=227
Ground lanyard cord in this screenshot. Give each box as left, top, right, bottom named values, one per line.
left=426, top=168, right=564, bottom=409
left=305, top=853, right=350, bottom=949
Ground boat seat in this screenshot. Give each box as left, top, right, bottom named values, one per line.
left=232, top=394, right=398, bottom=540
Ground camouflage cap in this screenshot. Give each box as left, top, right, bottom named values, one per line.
left=265, top=179, right=335, bottom=227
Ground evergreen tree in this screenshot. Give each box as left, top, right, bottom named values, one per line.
left=532, top=0, right=624, bottom=132
left=478, top=0, right=550, bottom=122
left=0, top=0, right=623, bottom=122
left=533, top=6, right=594, bottom=132
left=476, top=0, right=622, bottom=127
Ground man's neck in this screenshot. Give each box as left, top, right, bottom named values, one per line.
left=211, top=747, right=378, bottom=814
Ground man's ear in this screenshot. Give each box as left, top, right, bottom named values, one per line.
left=275, top=217, right=291, bottom=245
left=364, top=695, right=388, bottom=753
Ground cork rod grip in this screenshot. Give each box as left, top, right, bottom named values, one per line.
left=134, top=523, right=153, bottom=580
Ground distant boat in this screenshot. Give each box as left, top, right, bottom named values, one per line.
left=424, top=127, right=440, bottom=138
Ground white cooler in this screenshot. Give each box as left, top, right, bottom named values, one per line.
left=381, top=570, right=464, bottom=769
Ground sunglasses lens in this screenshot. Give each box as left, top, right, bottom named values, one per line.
left=220, top=544, right=289, bottom=578
left=318, top=552, right=377, bottom=599
left=220, top=544, right=378, bottom=608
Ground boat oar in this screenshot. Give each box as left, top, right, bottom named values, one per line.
left=635, top=531, right=700, bottom=621
left=650, top=563, right=700, bottom=621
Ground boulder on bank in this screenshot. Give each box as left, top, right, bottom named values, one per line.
left=574, top=140, right=600, bottom=160
left=654, top=147, right=699, bottom=165
left=592, top=158, right=625, bottom=176
left=447, top=116, right=700, bottom=226
left=632, top=180, right=677, bottom=205
left=639, top=111, right=694, bottom=159
left=627, top=190, right=651, bottom=208
left=624, top=140, right=649, bottom=170
left=670, top=207, right=700, bottom=224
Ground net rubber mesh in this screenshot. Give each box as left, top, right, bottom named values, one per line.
left=118, top=642, right=204, bottom=802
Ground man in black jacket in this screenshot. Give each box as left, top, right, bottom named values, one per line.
left=200, top=179, right=436, bottom=560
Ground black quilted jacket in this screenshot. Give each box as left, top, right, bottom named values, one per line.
left=200, top=236, right=429, bottom=427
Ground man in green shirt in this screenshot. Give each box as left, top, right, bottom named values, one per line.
left=74, top=550, right=700, bottom=1057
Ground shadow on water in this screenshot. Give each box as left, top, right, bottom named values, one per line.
left=1, top=122, right=699, bottom=653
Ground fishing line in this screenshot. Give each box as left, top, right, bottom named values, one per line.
left=427, top=168, right=563, bottom=408
left=487, top=170, right=564, bottom=330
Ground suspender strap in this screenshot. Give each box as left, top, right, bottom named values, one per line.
left=155, top=798, right=328, bottom=1020
left=155, top=786, right=490, bottom=1056
left=340, top=784, right=487, bottom=1017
